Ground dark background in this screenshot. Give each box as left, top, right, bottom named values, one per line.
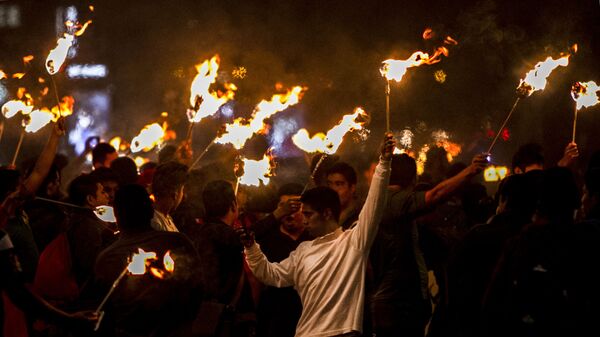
left=1, top=0, right=599, bottom=172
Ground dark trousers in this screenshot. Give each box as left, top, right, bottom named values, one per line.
left=371, top=299, right=431, bottom=337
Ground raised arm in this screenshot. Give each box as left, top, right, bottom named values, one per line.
left=350, top=133, right=393, bottom=250
left=21, top=119, right=65, bottom=196
left=424, top=153, right=488, bottom=206
left=244, top=242, right=296, bottom=288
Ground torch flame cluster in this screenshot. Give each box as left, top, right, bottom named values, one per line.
left=380, top=34, right=458, bottom=82
left=238, top=151, right=276, bottom=187
left=571, top=81, right=600, bottom=110
left=216, top=86, right=304, bottom=149
left=292, top=107, right=368, bottom=154
left=127, top=248, right=175, bottom=280
left=2, top=94, right=75, bottom=133
left=46, top=20, right=93, bottom=75
left=188, top=55, right=237, bottom=123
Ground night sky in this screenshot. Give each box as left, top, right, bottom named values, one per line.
left=1, top=0, right=599, bottom=170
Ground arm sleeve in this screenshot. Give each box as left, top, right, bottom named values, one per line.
left=350, top=158, right=391, bottom=251
left=244, top=243, right=296, bottom=288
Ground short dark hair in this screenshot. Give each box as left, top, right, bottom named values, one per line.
left=90, top=167, right=119, bottom=184
left=301, top=186, right=341, bottom=222
left=497, top=173, right=540, bottom=217
left=326, top=162, right=357, bottom=186
left=114, top=184, right=154, bottom=232
left=277, top=183, right=304, bottom=198
left=110, top=157, right=138, bottom=186
left=202, top=180, right=236, bottom=219
left=92, top=143, right=117, bottom=166
left=512, top=143, right=544, bottom=172
left=390, top=154, right=417, bottom=188
left=152, top=162, right=188, bottom=199
left=158, top=145, right=177, bottom=164
left=68, top=174, right=100, bottom=206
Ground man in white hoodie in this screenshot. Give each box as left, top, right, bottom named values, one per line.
left=242, top=133, right=395, bottom=337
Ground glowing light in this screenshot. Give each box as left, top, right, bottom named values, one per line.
left=134, top=156, right=149, bottom=168
left=130, top=123, right=165, bottom=153
left=66, top=64, right=108, bottom=79
left=571, top=81, right=600, bottom=110
left=23, top=109, right=54, bottom=133
left=238, top=152, right=276, bottom=187
left=398, top=129, right=414, bottom=148
left=292, top=107, right=368, bottom=154
left=216, top=86, right=304, bottom=149
left=2, top=100, right=33, bottom=118
left=51, top=96, right=75, bottom=121
left=188, top=55, right=237, bottom=124
left=484, top=166, right=509, bottom=182
left=46, top=20, right=92, bottom=75
left=163, top=251, right=174, bottom=272
left=127, top=249, right=157, bottom=275
left=517, top=52, right=572, bottom=97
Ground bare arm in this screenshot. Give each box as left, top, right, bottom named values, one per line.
left=21, top=119, right=64, bottom=196
left=424, top=154, right=488, bottom=206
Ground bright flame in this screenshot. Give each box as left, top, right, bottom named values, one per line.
left=2, top=100, right=34, bottom=118
left=94, top=206, right=116, bottom=222
left=292, top=107, right=368, bottom=154
left=12, top=73, right=25, bottom=79
left=188, top=55, right=237, bottom=123
left=130, top=123, right=165, bottom=153
left=163, top=251, right=175, bottom=272
left=46, top=21, right=92, bottom=75
left=127, top=249, right=157, bottom=275
left=572, top=81, right=600, bottom=110
left=0, top=70, right=7, bottom=79
left=216, top=86, right=304, bottom=149
left=23, top=109, right=54, bottom=133
left=51, top=96, right=75, bottom=121
left=517, top=54, right=570, bottom=96
left=134, top=156, right=149, bottom=168
left=110, top=137, right=122, bottom=152
left=239, top=152, right=275, bottom=187
left=398, top=129, right=414, bottom=149
left=416, top=144, right=429, bottom=176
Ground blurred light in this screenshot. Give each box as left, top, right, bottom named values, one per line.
left=220, top=102, right=234, bottom=118
left=0, top=5, right=21, bottom=28
left=77, top=114, right=92, bottom=128
left=65, top=6, right=78, bottom=22
left=271, top=116, right=298, bottom=152
left=0, top=83, right=7, bottom=104
left=67, top=64, right=108, bottom=79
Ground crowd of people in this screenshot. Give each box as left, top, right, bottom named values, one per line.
left=1, top=120, right=599, bottom=337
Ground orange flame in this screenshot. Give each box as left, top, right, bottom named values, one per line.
left=23, top=55, right=34, bottom=64
left=239, top=151, right=276, bottom=187
left=572, top=81, right=600, bottom=110
left=163, top=251, right=175, bottom=272
left=215, top=86, right=304, bottom=149
left=130, top=123, right=166, bottom=153
left=0, top=70, right=7, bottom=79
left=134, top=156, right=149, bottom=168
left=381, top=35, right=458, bottom=82
left=46, top=21, right=92, bottom=75
left=292, top=107, right=368, bottom=154
left=23, top=108, right=54, bottom=133
left=12, top=73, right=25, bottom=79
left=51, top=96, right=75, bottom=121
left=188, top=55, right=237, bottom=123
left=517, top=53, right=571, bottom=97
left=109, top=137, right=123, bottom=152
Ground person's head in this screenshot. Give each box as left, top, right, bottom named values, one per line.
left=158, top=145, right=177, bottom=164
left=582, top=168, right=600, bottom=219
left=110, top=157, right=138, bottom=186
left=202, top=180, right=238, bottom=224
left=512, top=143, right=544, bottom=174
left=390, top=154, right=417, bottom=189
left=278, top=183, right=304, bottom=234
left=152, top=162, right=188, bottom=211
left=300, top=186, right=340, bottom=237
left=535, top=167, right=579, bottom=223
left=92, top=143, right=118, bottom=169
left=68, top=174, right=109, bottom=208
left=495, top=173, right=539, bottom=218
left=22, top=158, right=62, bottom=198
left=90, top=167, right=120, bottom=206
left=326, top=162, right=357, bottom=208
left=114, top=184, right=154, bottom=233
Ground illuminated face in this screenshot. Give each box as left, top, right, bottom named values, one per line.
left=279, top=195, right=303, bottom=234
left=327, top=173, right=355, bottom=208
left=89, top=183, right=109, bottom=208
left=103, top=151, right=119, bottom=168
left=301, top=203, right=328, bottom=237
left=101, top=180, right=119, bottom=206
